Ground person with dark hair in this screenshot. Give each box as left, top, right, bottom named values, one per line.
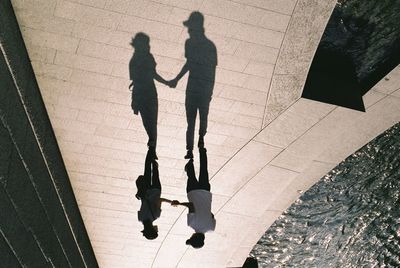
left=136, top=149, right=172, bottom=240
left=171, top=148, right=216, bottom=248
left=169, top=12, right=217, bottom=159
left=129, top=32, right=171, bottom=158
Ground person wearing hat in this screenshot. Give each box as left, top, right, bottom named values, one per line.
left=129, top=32, right=171, bottom=158
left=136, top=149, right=173, bottom=240
left=169, top=12, right=217, bottom=159
left=171, top=147, right=216, bottom=248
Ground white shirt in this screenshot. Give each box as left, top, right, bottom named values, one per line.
left=187, top=190, right=216, bottom=233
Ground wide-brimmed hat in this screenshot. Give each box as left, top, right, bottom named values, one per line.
left=183, top=11, right=204, bottom=30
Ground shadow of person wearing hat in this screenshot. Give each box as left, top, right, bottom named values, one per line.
left=169, top=12, right=217, bottom=159
left=129, top=32, right=172, bottom=158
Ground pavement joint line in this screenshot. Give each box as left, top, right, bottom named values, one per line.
left=211, top=104, right=338, bottom=229
left=229, top=0, right=297, bottom=16
left=251, top=139, right=285, bottom=149
left=261, top=0, right=300, bottom=129
left=269, top=164, right=301, bottom=174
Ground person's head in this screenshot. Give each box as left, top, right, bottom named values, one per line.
left=130, top=32, right=150, bottom=52
left=142, top=223, right=158, bottom=240
left=137, top=175, right=144, bottom=181
left=185, top=233, right=205, bottom=248
left=183, top=11, right=205, bottom=36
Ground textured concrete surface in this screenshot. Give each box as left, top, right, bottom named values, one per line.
left=262, top=0, right=337, bottom=126
left=10, top=0, right=400, bottom=267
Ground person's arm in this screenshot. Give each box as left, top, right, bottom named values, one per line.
left=159, top=197, right=173, bottom=203
left=169, top=62, right=189, bottom=88
left=181, top=202, right=195, bottom=213
left=152, top=160, right=159, bottom=185
left=143, top=150, right=152, bottom=179
left=149, top=54, right=171, bottom=86
left=171, top=200, right=195, bottom=213
left=175, top=62, right=189, bottom=81
left=154, top=72, right=169, bottom=85
left=130, top=88, right=138, bottom=115
left=128, top=58, right=134, bottom=90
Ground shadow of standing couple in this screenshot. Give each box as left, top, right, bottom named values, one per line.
left=128, top=11, right=217, bottom=159
left=131, top=11, right=217, bottom=249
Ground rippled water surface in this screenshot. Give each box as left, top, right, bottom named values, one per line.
left=251, top=122, right=400, bottom=267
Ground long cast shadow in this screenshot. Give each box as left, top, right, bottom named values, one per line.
left=171, top=11, right=217, bottom=159
left=129, top=32, right=170, bottom=156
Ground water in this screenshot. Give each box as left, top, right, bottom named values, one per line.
left=251, top=122, right=400, bottom=267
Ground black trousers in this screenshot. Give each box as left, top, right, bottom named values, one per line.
left=144, top=149, right=161, bottom=190
left=186, top=149, right=210, bottom=193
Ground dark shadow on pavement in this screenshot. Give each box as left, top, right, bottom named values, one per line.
left=170, top=12, right=217, bottom=159
left=129, top=32, right=171, bottom=156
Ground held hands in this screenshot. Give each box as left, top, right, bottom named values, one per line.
left=166, top=79, right=178, bottom=88
left=171, top=200, right=180, bottom=207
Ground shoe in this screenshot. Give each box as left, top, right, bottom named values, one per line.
left=198, top=136, right=204, bottom=148
left=184, top=150, right=193, bottom=159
